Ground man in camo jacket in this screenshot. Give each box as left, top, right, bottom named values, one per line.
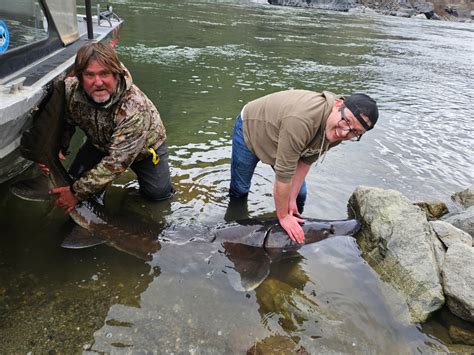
left=46, top=42, right=174, bottom=213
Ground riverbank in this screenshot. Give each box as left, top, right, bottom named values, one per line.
left=267, top=0, right=474, bottom=22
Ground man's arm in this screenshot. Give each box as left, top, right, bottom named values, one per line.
left=288, top=160, right=311, bottom=215
left=72, top=112, right=148, bottom=201
left=274, top=179, right=305, bottom=243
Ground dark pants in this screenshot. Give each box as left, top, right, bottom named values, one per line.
left=69, top=140, right=174, bottom=201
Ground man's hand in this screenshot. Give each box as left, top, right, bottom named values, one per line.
left=50, top=186, right=78, bottom=214
left=37, top=151, right=66, bottom=174
left=288, top=199, right=301, bottom=217
left=274, top=179, right=305, bottom=243
left=37, top=163, right=50, bottom=174
left=278, top=214, right=305, bottom=244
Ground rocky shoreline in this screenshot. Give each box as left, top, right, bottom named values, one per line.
left=267, top=0, right=474, bottom=22
left=349, top=184, right=474, bottom=345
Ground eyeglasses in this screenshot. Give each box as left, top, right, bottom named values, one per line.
left=338, top=105, right=363, bottom=142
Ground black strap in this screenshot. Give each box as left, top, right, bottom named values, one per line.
left=345, top=102, right=371, bottom=131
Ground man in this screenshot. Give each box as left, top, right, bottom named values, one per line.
left=41, top=42, right=174, bottom=213
left=229, top=90, right=379, bottom=243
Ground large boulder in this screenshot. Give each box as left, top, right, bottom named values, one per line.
left=349, top=186, right=444, bottom=323
left=442, top=243, right=474, bottom=322
left=452, top=185, right=474, bottom=209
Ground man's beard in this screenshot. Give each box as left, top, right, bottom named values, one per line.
left=91, top=91, right=111, bottom=103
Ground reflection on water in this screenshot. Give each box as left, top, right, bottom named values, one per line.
left=88, top=236, right=444, bottom=353
left=1, top=0, right=473, bottom=352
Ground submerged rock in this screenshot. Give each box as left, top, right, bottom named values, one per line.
left=433, top=307, right=474, bottom=346
left=246, top=335, right=309, bottom=354
left=349, top=186, right=444, bottom=323
left=449, top=323, right=474, bottom=345
left=414, top=200, right=449, bottom=220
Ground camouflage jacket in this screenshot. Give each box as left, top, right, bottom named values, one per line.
left=62, top=68, right=166, bottom=201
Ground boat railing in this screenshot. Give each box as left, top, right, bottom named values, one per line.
left=98, top=5, right=121, bottom=27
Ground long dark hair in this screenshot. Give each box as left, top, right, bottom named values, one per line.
left=74, top=42, right=124, bottom=83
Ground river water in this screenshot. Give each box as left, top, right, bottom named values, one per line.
left=1, top=0, right=473, bottom=352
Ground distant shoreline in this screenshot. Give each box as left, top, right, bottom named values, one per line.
left=266, top=0, right=474, bottom=23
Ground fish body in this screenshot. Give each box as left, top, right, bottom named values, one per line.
left=214, top=217, right=359, bottom=257
left=214, top=218, right=360, bottom=290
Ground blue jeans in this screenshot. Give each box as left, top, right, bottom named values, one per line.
left=229, top=115, right=307, bottom=212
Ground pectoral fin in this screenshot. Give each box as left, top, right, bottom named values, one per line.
left=222, top=242, right=272, bottom=291
left=10, top=174, right=52, bottom=202
left=61, top=226, right=106, bottom=249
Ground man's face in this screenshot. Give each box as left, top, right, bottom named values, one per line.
left=325, top=100, right=369, bottom=143
left=81, top=59, right=118, bottom=103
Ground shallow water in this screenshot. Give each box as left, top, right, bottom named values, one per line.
left=1, top=0, right=473, bottom=352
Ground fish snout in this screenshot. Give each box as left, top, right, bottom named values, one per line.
left=330, top=219, right=361, bottom=236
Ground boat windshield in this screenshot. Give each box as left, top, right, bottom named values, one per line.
left=0, top=0, right=49, bottom=54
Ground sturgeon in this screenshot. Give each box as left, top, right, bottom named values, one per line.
left=11, top=80, right=361, bottom=290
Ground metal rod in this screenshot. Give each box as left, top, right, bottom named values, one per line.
left=85, top=0, right=94, bottom=40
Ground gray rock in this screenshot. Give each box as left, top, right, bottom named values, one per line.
left=349, top=186, right=444, bottom=323
left=411, top=0, right=433, bottom=13
left=443, top=206, right=474, bottom=237
left=269, top=0, right=356, bottom=11
left=391, top=9, right=415, bottom=17
left=430, top=220, right=473, bottom=248
left=348, top=6, right=378, bottom=14
left=452, top=185, right=474, bottom=209
left=413, top=13, right=428, bottom=19
left=442, top=243, right=474, bottom=322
